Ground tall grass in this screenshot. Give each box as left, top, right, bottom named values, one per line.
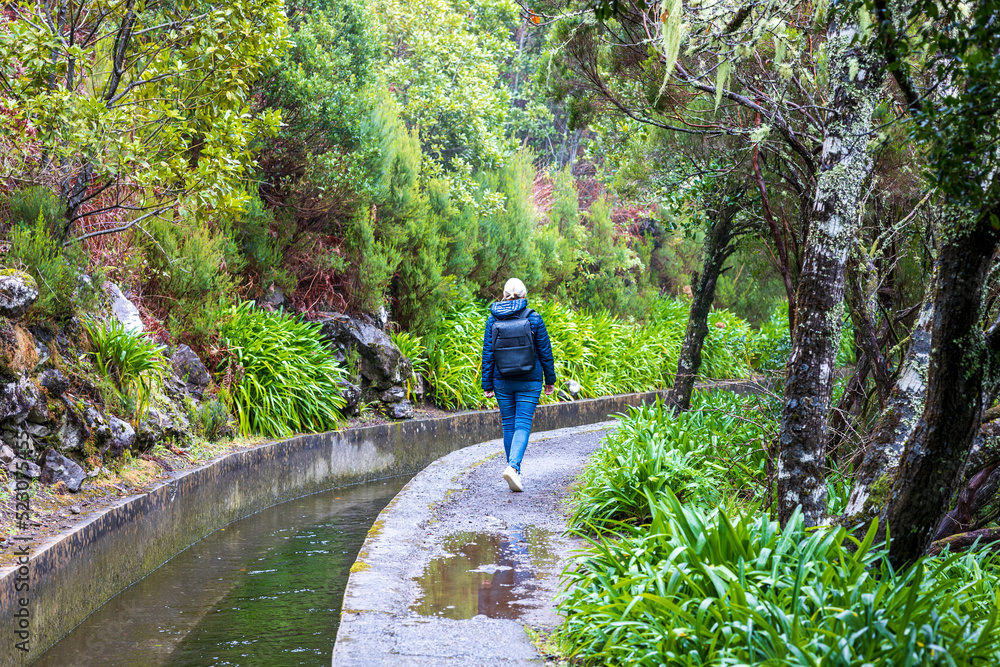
left=424, top=297, right=771, bottom=410
left=559, top=389, right=1000, bottom=666
left=570, top=391, right=777, bottom=532
left=219, top=302, right=346, bottom=437
left=83, top=317, right=169, bottom=419
left=559, top=496, right=1000, bottom=666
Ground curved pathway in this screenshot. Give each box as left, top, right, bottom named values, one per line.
left=332, top=421, right=613, bottom=666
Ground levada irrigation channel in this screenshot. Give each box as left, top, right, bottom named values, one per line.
left=31, top=476, right=410, bottom=667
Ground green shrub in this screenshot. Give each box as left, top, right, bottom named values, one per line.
left=8, top=186, right=63, bottom=230
left=7, top=216, right=100, bottom=322
left=82, top=318, right=169, bottom=419
left=187, top=396, right=233, bottom=441
left=570, top=391, right=775, bottom=532
left=559, top=497, right=1000, bottom=666
left=218, top=302, right=346, bottom=437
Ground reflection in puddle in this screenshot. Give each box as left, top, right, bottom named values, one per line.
left=411, top=526, right=555, bottom=620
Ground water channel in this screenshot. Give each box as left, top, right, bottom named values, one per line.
left=32, top=475, right=409, bottom=667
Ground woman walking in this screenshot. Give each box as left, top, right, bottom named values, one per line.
left=481, top=278, right=556, bottom=492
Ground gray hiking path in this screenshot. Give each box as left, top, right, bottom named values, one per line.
left=332, top=421, right=614, bottom=666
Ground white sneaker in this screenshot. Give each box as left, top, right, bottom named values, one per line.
left=502, top=466, right=523, bottom=492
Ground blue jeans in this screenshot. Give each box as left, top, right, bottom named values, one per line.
left=495, top=387, right=541, bottom=473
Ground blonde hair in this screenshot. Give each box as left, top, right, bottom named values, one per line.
left=502, top=278, right=527, bottom=301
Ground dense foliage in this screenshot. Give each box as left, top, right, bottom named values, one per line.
left=424, top=298, right=771, bottom=410
left=218, top=303, right=347, bottom=437
left=559, top=394, right=1000, bottom=666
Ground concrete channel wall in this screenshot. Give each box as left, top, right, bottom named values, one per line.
left=0, top=387, right=732, bottom=666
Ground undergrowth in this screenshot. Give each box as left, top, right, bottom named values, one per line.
left=218, top=302, right=347, bottom=437
left=424, top=298, right=775, bottom=410
left=558, top=390, right=1000, bottom=667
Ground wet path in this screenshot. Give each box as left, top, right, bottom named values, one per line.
left=333, top=422, right=612, bottom=666
left=33, top=477, right=408, bottom=667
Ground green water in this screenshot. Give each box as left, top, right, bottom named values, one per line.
left=33, top=477, right=408, bottom=667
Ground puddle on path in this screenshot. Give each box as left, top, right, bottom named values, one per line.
left=411, top=526, right=556, bottom=620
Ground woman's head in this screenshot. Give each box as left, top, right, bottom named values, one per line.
left=502, top=278, right=527, bottom=301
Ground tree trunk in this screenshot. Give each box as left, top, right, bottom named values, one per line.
left=776, top=20, right=883, bottom=526
left=843, top=300, right=932, bottom=524
left=671, top=208, right=737, bottom=410
left=884, top=209, right=1000, bottom=565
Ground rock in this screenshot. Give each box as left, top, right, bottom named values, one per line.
left=34, top=339, right=50, bottom=366
left=0, top=375, right=40, bottom=423
left=40, top=449, right=87, bottom=491
left=259, top=284, right=292, bottom=312
left=82, top=405, right=111, bottom=446
left=103, top=281, right=144, bottom=333
left=69, top=505, right=81, bottom=515
left=567, top=379, right=582, bottom=398
left=135, top=407, right=189, bottom=451
left=8, top=457, right=41, bottom=479
left=54, top=403, right=90, bottom=453
left=105, top=416, right=135, bottom=458
left=169, top=345, right=210, bottom=400
left=380, top=386, right=406, bottom=404
left=390, top=400, right=414, bottom=420
left=26, top=399, right=50, bottom=424
left=339, top=380, right=361, bottom=416
left=24, top=422, right=50, bottom=438
left=0, top=444, right=14, bottom=464
left=39, top=369, right=70, bottom=397
left=0, top=270, right=39, bottom=319
left=320, top=314, right=412, bottom=390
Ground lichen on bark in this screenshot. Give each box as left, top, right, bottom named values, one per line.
left=777, top=11, right=884, bottom=527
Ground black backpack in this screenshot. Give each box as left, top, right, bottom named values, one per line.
left=492, top=309, right=537, bottom=376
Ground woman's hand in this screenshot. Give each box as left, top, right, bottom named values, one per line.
left=544, top=385, right=555, bottom=396
left=485, top=391, right=495, bottom=398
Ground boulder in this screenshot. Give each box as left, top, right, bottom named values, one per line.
left=8, top=458, right=41, bottom=479
left=135, top=407, right=189, bottom=451
left=24, top=422, right=50, bottom=439
left=380, top=386, right=406, bottom=404
left=339, top=380, right=361, bottom=416
left=390, top=400, right=414, bottom=420
left=54, top=403, right=90, bottom=452
left=320, top=314, right=411, bottom=390
left=39, top=369, right=70, bottom=397
left=105, top=416, right=135, bottom=458
left=134, top=415, right=164, bottom=452
left=103, top=281, right=144, bottom=333
left=82, top=405, right=111, bottom=446
left=39, top=449, right=86, bottom=491
left=0, top=375, right=40, bottom=423
left=169, top=345, right=210, bottom=400
left=0, top=270, right=39, bottom=319
left=0, top=444, right=14, bottom=464
left=26, top=399, right=51, bottom=424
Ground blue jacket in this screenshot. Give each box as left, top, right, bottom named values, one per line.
left=481, top=299, right=556, bottom=392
